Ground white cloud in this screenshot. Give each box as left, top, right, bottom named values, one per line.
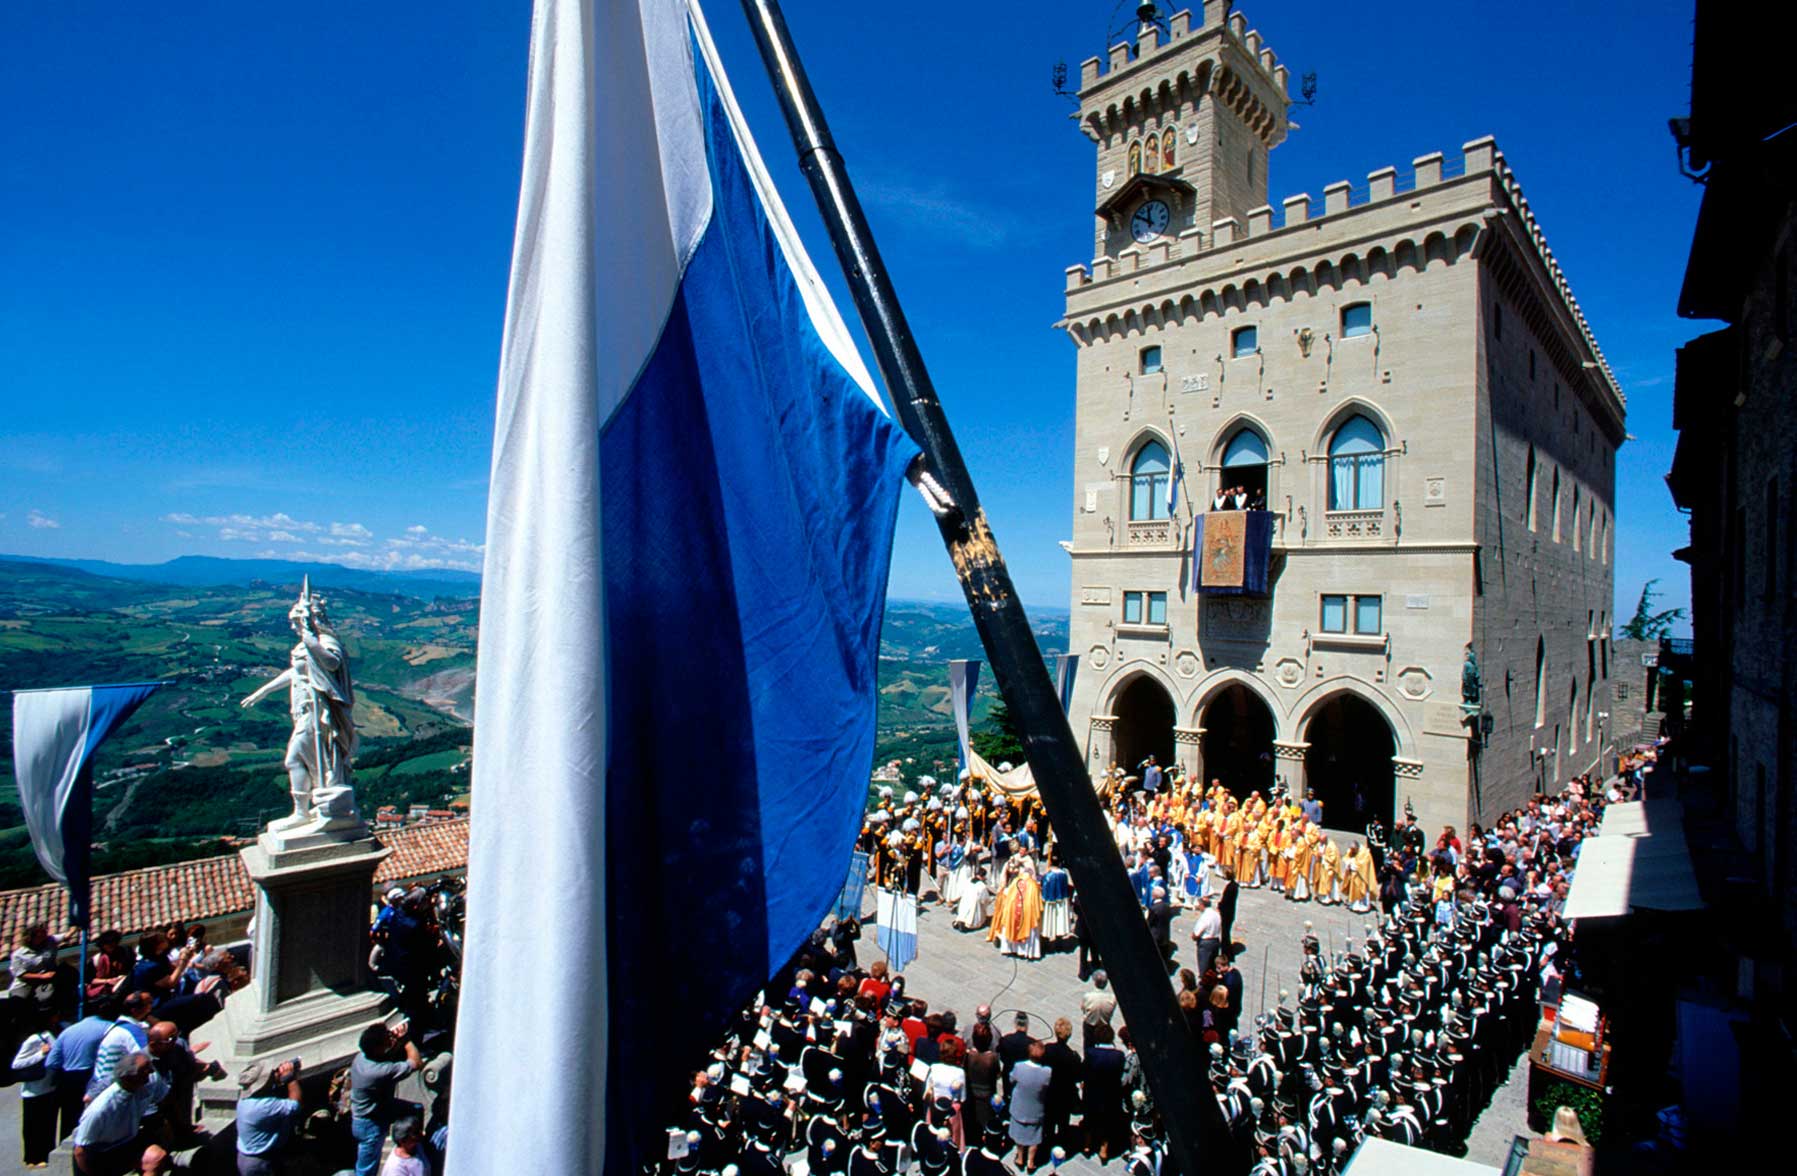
left=163, top=511, right=322, bottom=533
left=329, top=522, right=373, bottom=540
left=279, top=548, right=482, bottom=574
left=266, top=529, right=300, bottom=542
left=405, top=524, right=430, bottom=537
left=218, top=527, right=261, bottom=541
left=27, top=510, right=60, bottom=529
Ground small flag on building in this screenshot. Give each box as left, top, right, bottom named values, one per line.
left=11, top=682, right=164, bottom=928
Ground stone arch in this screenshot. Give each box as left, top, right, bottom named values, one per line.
left=1193, top=672, right=1281, bottom=797
left=1422, top=231, right=1451, bottom=267
left=1338, top=253, right=1365, bottom=287
left=1313, top=259, right=1336, bottom=292
left=1290, top=677, right=1417, bottom=757
left=1394, top=239, right=1422, bottom=273
left=1311, top=396, right=1400, bottom=458
left=1267, top=272, right=1290, bottom=303
left=1100, top=664, right=1181, bottom=774
left=1121, top=424, right=1175, bottom=471
left=1454, top=223, right=1479, bottom=257
left=1295, top=684, right=1402, bottom=830
left=1365, top=246, right=1392, bottom=281
left=1205, top=411, right=1278, bottom=468
left=1190, top=669, right=1286, bottom=731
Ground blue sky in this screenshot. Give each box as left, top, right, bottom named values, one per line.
left=0, top=1, right=1703, bottom=625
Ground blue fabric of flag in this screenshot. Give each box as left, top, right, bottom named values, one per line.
left=11, top=682, right=162, bottom=928
left=594, top=26, right=915, bottom=1170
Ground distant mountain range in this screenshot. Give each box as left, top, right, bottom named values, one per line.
left=0, top=553, right=481, bottom=602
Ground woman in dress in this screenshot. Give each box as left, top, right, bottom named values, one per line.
left=927, top=1035, right=969, bottom=1148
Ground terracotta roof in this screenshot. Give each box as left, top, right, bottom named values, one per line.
left=0, top=818, right=470, bottom=948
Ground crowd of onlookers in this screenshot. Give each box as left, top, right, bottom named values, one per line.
left=2, top=882, right=456, bottom=1175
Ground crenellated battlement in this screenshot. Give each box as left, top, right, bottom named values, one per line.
left=1077, top=4, right=1288, bottom=139
left=1061, top=135, right=1621, bottom=409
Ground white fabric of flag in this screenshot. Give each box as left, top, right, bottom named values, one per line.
left=445, top=2, right=917, bottom=1173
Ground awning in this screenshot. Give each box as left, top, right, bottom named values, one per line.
left=1563, top=800, right=1704, bottom=919
left=965, top=747, right=1037, bottom=799
left=1344, top=1138, right=1499, bottom=1175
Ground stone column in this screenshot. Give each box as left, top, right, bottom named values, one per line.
left=1272, top=740, right=1309, bottom=799
left=1173, top=725, right=1205, bottom=783
left=201, top=827, right=391, bottom=1121
left=1088, top=715, right=1118, bottom=777
left=1391, top=756, right=1427, bottom=823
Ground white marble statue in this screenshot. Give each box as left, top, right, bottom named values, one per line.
left=241, top=578, right=361, bottom=833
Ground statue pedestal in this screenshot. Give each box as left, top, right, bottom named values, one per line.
left=198, top=827, right=391, bottom=1120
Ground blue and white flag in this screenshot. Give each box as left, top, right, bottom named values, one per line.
left=448, top=2, right=917, bottom=1174
left=948, top=658, right=981, bottom=777
left=1052, top=653, right=1079, bottom=716
left=875, top=886, right=918, bottom=974
left=11, top=682, right=163, bottom=928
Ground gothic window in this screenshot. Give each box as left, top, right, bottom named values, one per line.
left=1340, top=302, right=1372, bottom=338
left=1572, top=486, right=1582, bottom=551
left=1220, top=427, right=1270, bottom=504
left=1550, top=469, right=1562, bottom=542
left=1128, top=141, right=1142, bottom=176
left=1524, top=445, right=1538, bottom=531
left=1129, top=440, right=1171, bottom=522
left=1327, top=414, right=1385, bottom=511
left=1144, top=134, right=1159, bottom=174
left=1163, top=132, right=1176, bottom=169
left=1534, top=637, right=1547, bottom=729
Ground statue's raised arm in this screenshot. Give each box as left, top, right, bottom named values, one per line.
left=249, top=579, right=363, bottom=838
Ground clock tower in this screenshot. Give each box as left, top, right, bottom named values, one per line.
left=1076, top=1, right=1289, bottom=259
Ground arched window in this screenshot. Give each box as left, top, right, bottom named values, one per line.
left=1572, top=486, right=1582, bottom=551
left=1219, top=427, right=1270, bottom=507
left=1144, top=134, right=1159, bottom=174
left=1524, top=445, right=1538, bottom=531
left=1129, top=440, right=1172, bottom=521
left=1550, top=469, right=1562, bottom=542
left=1127, top=141, right=1142, bottom=176
left=1327, top=414, right=1385, bottom=510
left=1163, top=132, right=1176, bottom=169
left=1534, top=637, right=1547, bottom=729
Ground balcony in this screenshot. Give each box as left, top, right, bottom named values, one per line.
left=1322, top=509, right=1385, bottom=541
left=1124, top=517, right=1177, bottom=548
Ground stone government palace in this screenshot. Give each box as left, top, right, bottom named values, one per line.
left=1058, top=3, right=1625, bottom=838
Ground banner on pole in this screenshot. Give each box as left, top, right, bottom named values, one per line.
left=834, top=850, right=870, bottom=922
left=11, top=682, right=164, bottom=929
left=875, top=886, right=918, bottom=973
left=948, top=659, right=981, bottom=776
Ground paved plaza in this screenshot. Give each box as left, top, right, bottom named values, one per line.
left=852, top=866, right=1529, bottom=1174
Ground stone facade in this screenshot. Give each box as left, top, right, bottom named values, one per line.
left=1060, top=4, right=1623, bottom=837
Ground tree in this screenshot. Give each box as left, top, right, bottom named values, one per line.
left=970, top=697, right=1025, bottom=765
left=1619, top=578, right=1685, bottom=641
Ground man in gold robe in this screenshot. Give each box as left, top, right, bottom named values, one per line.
left=1317, top=836, right=1343, bottom=905
left=988, top=861, right=1044, bottom=959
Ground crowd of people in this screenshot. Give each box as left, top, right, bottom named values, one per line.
left=2, top=885, right=457, bottom=1175
left=668, top=760, right=1629, bottom=1175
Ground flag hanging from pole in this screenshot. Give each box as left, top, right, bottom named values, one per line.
left=948, top=658, right=981, bottom=778
left=447, top=1, right=918, bottom=1173
left=10, top=682, right=163, bottom=929
left=1052, top=653, right=1079, bottom=715
left=875, top=886, right=918, bottom=973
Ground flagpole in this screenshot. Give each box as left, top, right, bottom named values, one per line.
left=735, top=3, right=1236, bottom=1172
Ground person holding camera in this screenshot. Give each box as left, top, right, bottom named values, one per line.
left=234, top=1057, right=303, bottom=1175
left=349, top=1020, right=424, bottom=1176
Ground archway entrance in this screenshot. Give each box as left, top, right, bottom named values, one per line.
left=1302, top=694, right=1395, bottom=831
left=1199, top=684, right=1275, bottom=797
left=1112, top=675, right=1176, bottom=776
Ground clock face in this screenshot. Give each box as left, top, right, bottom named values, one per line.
left=1131, top=199, right=1170, bottom=243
